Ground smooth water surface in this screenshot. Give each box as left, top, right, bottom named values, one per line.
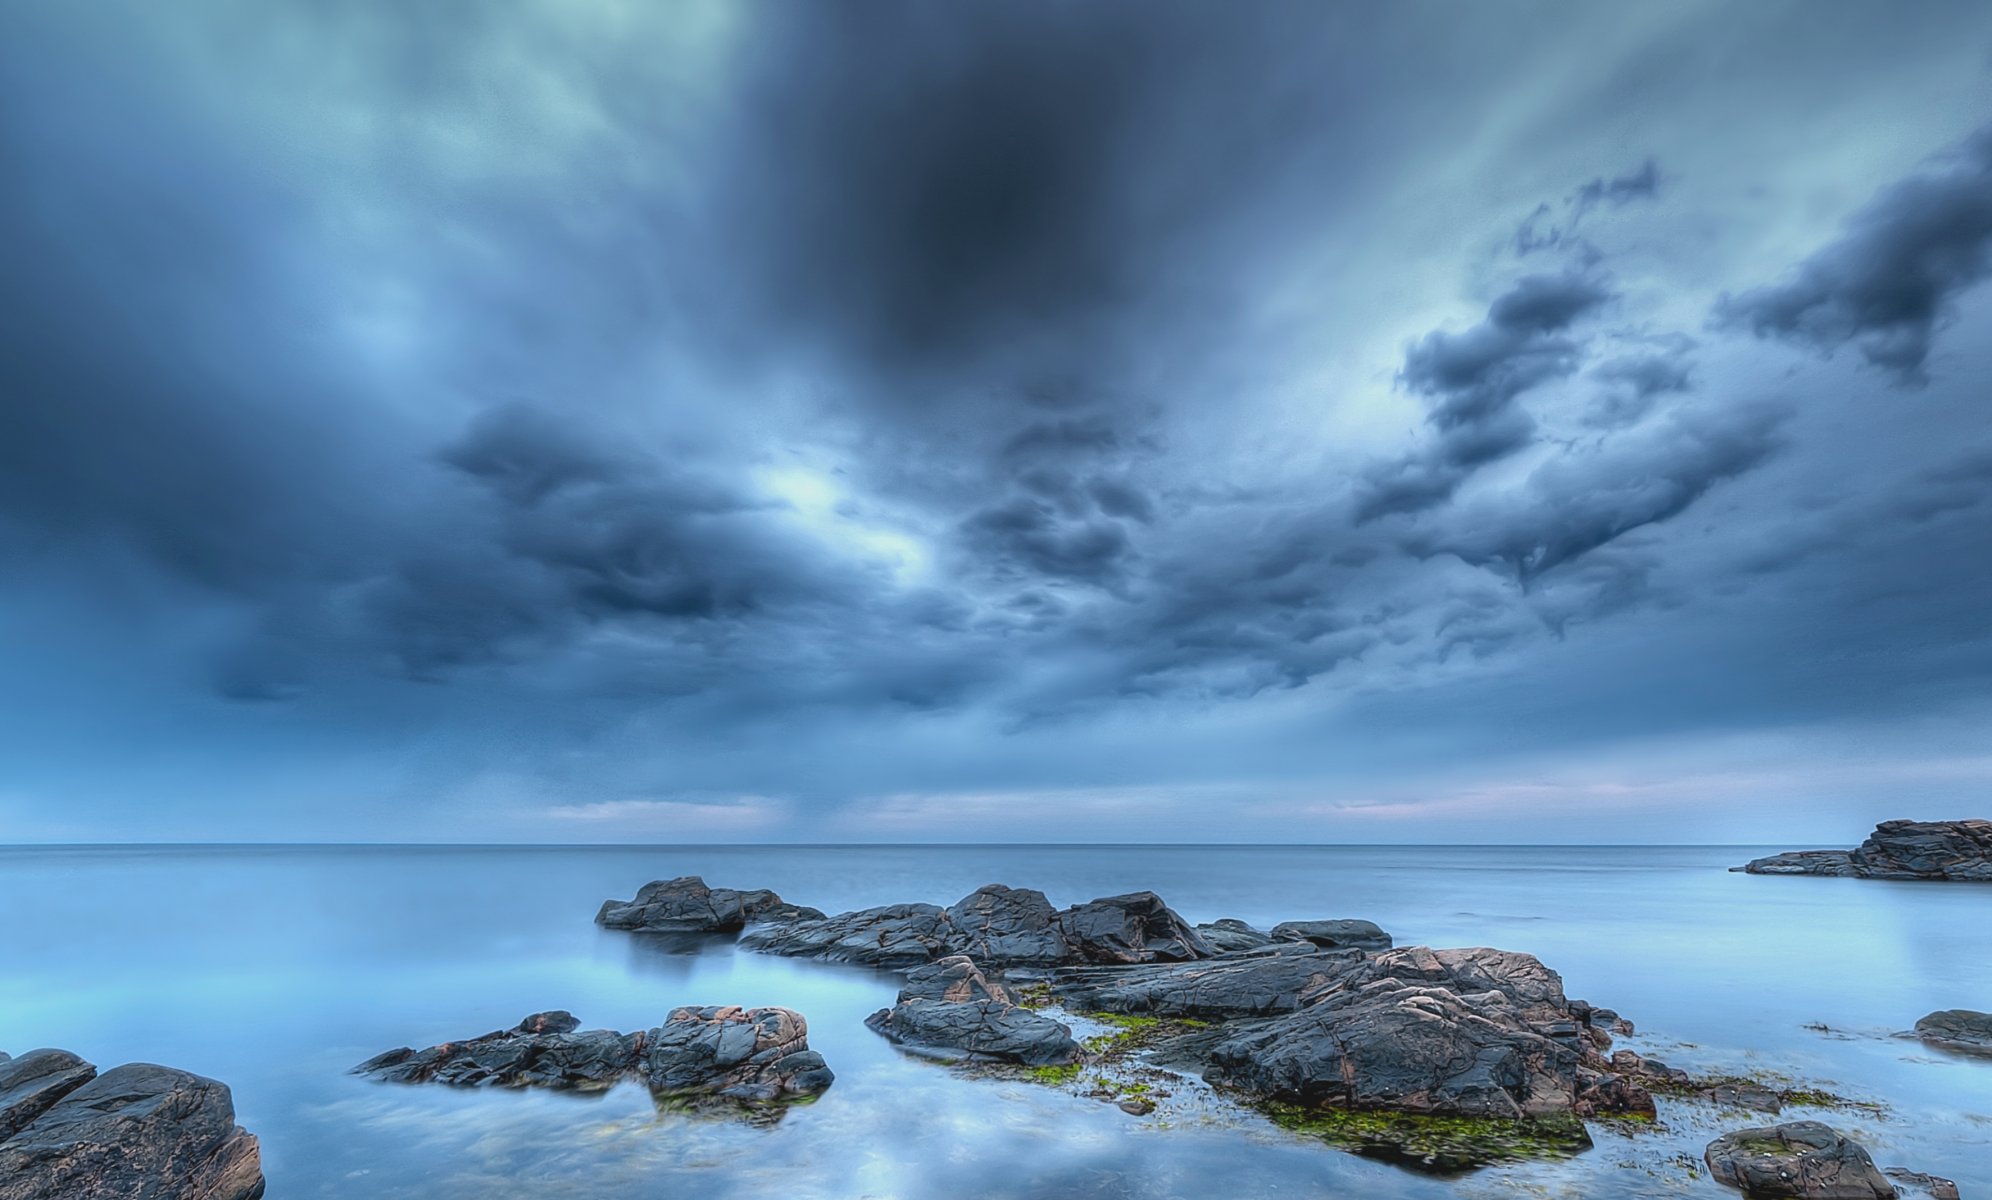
left=2, top=844, right=1987, bottom=1197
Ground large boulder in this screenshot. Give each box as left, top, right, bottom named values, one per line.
left=1271, top=919, right=1393, bottom=952
left=1913, top=1009, right=1992, bottom=1056
left=0, top=1063, right=264, bottom=1200
left=595, top=876, right=823, bottom=932
left=357, top=1006, right=833, bottom=1109
left=0, top=1051, right=97, bottom=1142
left=1738, top=820, right=1992, bottom=881
left=1056, top=892, right=1212, bottom=964
left=945, top=885, right=1070, bottom=967
left=1704, top=1121, right=1896, bottom=1199
left=866, top=999, right=1080, bottom=1067
left=738, top=902, right=953, bottom=967
left=1053, top=946, right=1370, bottom=1019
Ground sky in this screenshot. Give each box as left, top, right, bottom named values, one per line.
left=2, top=1, right=1991, bottom=844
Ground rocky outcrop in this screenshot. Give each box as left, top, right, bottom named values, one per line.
left=595, top=876, right=824, bottom=932
left=1271, top=919, right=1393, bottom=951
left=1913, top=1009, right=1992, bottom=1056
left=1203, top=948, right=1650, bottom=1125
left=866, top=999, right=1080, bottom=1066
left=897, top=955, right=1014, bottom=1005
left=1737, top=820, right=1992, bottom=881
left=740, top=884, right=1213, bottom=968
left=1195, top=919, right=1275, bottom=953
left=1053, top=944, right=1370, bottom=1019
left=1704, top=1121, right=1895, bottom=1199
left=356, top=1007, right=833, bottom=1110
left=0, top=1059, right=263, bottom=1200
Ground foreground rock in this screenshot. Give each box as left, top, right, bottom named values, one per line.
left=740, top=883, right=1212, bottom=968
left=1704, top=1121, right=1895, bottom=1199
left=595, top=876, right=824, bottom=932
left=357, top=1006, right=833, bottom=1111
left=867, top=998, right=1080, bottom=1066
left=1737, top=820, right=1992, bottom=881
left=0, top=1058, right=263, bottom=1200
left=1913, top=1009, right=1992, bottom=1057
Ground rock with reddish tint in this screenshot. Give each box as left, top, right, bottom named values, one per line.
left=944, top=885, right=1072, bottom=967
left=0, top=1062, right=264, bottom=1200
left=1704, top=1121, right=1896, bottom=1199
left=866, top=998, right=1080, bottom=1067
left=1575, top=1070, right=1656, bottom=1119
left=898, top=955, right=1013, bottom=1005
left=595, top=876, right=823, bottom=933
left=357, top=1006, right=833, bottom=1110
left=1883, top=1168, right=1961, bottom=1200
left=1056, top=892, right=1212, bottom=964
left=0, top=1051, right=97, bottom=1142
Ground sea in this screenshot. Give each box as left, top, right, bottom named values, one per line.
left=1, top=843, right=1986, bottom=1197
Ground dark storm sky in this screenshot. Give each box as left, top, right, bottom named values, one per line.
left=3, top=1, right=1991, bottom=842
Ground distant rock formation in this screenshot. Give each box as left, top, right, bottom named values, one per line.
left=1736, top=820, right=1992, bottom=881
left=1914, top=1009, right=1992, bottom=1057
left=0, top=1051, right=264, bottom=1200
left=595, top=876, right=824, bottom=932
left=355, top=1007, right=833, bottom=1114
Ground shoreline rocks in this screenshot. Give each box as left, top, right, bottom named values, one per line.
left=1737, top=820, right=1992, bottom=881
left=0, top=1054, right=264, bottom=1200
left=1704, top=1121, right=1895, bottom=1199
left=356, top=1006, right=833, bottom=1114
left=595, top=876, right=824, bottom=933
left=1913, top=1009, right=1992, bottom=1057
left=867, top=954, right=1081, bottom=1065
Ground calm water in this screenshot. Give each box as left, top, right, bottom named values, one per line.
left=1, top=844, right=1987, bottom=1197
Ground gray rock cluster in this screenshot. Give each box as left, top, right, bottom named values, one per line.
left=1913, top=1008, right=1992, bottom=1057
left=1737, top=819, right=1992, bottom=881
left=355, top=1006, right=834, bottom=1111
left=0, top=1051, right=264, bottom=1200
left=595, top=876, right=825, bottom=932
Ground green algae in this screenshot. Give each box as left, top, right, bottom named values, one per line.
left=1263, top=1103, right=1593, bottom=1173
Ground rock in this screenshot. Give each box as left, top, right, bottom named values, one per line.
left=1704, top=1121, right=1896, bottom=1199
left=865, top=999, right=1080, bottom=1067
left=1195, top=919, right=1274, bottom=953
left=1574, top=1070, right=1657, bottom=1119
left=897, top=955, right=1013, bottom=1005
left=1883, top=1169, right=1961, bottom=1200
left=1055, top=892, right=1212, bottom=964
left=358, top=1007, right=833, bottom=1109
left=1118, top=1098, right=1156, bottom=1115
left=945, top=885, right=1071, bottom=966
left=1738, top=820, right=1992, bottom=881
left=0, top=1050, right=97, bottom=1142
left=0, top=1062, right=264, bottom=1200
left=1270, top=919, right=1394, bottom=952
left=738, top=902, right=953, bottom=967
left=1612, top=1049, right=1690, bottom=1086
left=1913, top=1009, right=1992, bottom=1056
left=595, top=876, right=823, bottom=933
left=1053, top=947, right=1370, bottom=1019
left=644, top=1007, right=834, bottom=1104
left=1707, top=1081, right=1787, bottom=1114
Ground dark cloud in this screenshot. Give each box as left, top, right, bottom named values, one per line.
left=1718, top=125, right=1992, bottom=382
left=1516, top=158, right=1663, bottom=256
left=1586, top=343, right=1696, bottom=427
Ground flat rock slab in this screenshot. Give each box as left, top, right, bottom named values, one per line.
left=1704, top=1121, right=1896, bottom=1199
left=866, top=998, right=1080, bottom=1066
left=596, top=876, right=823, bottom=932
left=1913, top=1009, right=1992, bottom=1056
left=1053, top=947, right=1371, bottom=1019
left=1271, top=919, right=1393, bottom=951
left=0, top=1062, right=264, bottom=1200
left=357, top=1006, right=833, bottom=1111
left=1738, top=819, right=1992, bottom=881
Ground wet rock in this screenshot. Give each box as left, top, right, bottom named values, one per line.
left=866, top=998, right=1080, bottom=1066
left=0, top=1050, right=97, bottom=1142
left=738, top=902, right=953, bottom=967
left=1612, top=1049, right=1690, bottom=1086
left=0, top=1062, right=264, bottom=1200
left=1883, top=1168, right=1961, bottom=1200
left=1053, top=947, right=1369, bottom=1019
left=1704, top=1121, right=1896, bottom=1199
left=1737, top=819, right=1992, bottom=881
left=898, top=955, right=1013, bottom=1005
left=1195, top=919, right=1274, bottom=953
left=357, top=1007, right=833, bottom=1109
left=945, top=885, right=1070, bottom=967
left=1118, top=1097, right=1156, bottom=1115
left=1706, top=1081, right=1787, bottom=1114
left=1913, top=1008, right=1992, bottom=1056
left=1056, top=892, right=1212, bottom=964
left=595, top=876, right=823, bottom=933
left=1270, top=919, right=1393, bottom=952
left=1574, top=1070, right=1656, bottom=1119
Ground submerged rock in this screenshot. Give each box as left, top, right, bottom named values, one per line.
left=1737, top=820, right=1992, bottom=881
left=866, top=998, right=1080, bottom=1066
left=357, top=1006, right=833, bottom=1110
left=1704, top=1121, right=1896, bottom=1199
left=0, top=1061, right=264, bottom=1200
left=740, top=884, right=1212, bottom=968
left=595, top=876, right=824, bottom=933
left=1271, top=919, right=1393, bottom=952
left=1913, top=1009, right=1992, bottom=1057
